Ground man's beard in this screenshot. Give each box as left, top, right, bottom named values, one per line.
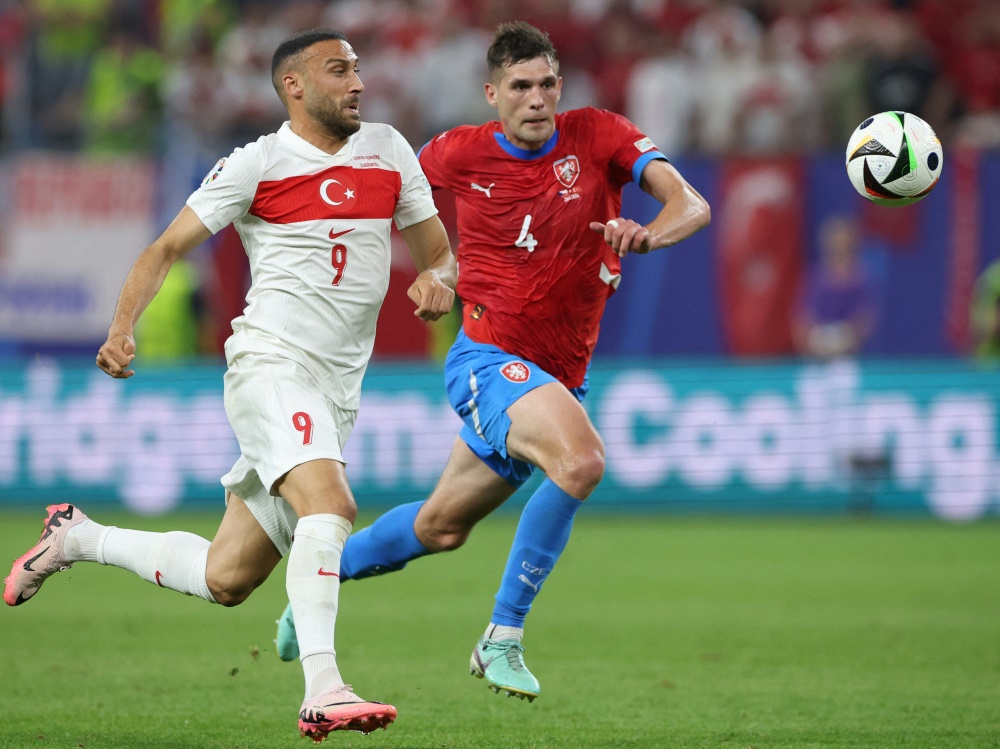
left=307, top=96, right=361, bottom=139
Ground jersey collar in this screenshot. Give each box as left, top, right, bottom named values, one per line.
left=493, top=129, right=559, bottom=160
left=278, top=121, right=355, bottom=160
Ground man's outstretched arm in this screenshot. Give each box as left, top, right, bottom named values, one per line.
left=97, top=206, right=212, bottom=378
left=590, top=159, right=711, bottom=258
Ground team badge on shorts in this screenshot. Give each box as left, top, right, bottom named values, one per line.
left=501, top=361, right=531, bottom=383
left=201, top=158, right=226, bottom=186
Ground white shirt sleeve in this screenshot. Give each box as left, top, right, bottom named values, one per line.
left=185, top=142, right=265, bottom=234
left=390, top=128, right=438, bottom=231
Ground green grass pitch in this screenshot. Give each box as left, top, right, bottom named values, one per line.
left=0, top=510, right=997, bottom=749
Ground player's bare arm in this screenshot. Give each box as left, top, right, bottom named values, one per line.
left=589, top=160, right=711, bottom=258
left=96, top=206, right=211, bottom=379
left=399, top=215, right=457, bottom=321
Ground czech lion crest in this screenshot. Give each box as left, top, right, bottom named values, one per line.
left=553, top=156, right=580, bottom=188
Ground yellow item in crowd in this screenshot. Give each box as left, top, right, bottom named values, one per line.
left=134, top=260, right=201, bottom=360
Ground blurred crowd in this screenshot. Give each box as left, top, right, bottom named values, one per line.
left=1, top=0, right=999, bottom=162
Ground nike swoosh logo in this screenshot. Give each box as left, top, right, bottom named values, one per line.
left=317, top=568, right=339, bottom=577
left=22, top=546, right=50, bottom=572
left=477, top=651, right=499, bottom=670
left=155, top=570, right=164, bottom=587
left=329, top=228, right=355, bottom=240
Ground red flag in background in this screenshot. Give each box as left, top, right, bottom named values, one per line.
left=716, top=158, right=805, bottom=356
left=945, top=148, right=981, bottom=353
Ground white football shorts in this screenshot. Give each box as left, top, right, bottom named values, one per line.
left=220, top=352, right=357, bottom=556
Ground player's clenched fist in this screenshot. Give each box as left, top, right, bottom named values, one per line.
left=96, top=333, right=137, bottom=379
left=589, top=218, right=653, bottom=258
left=407, top=271, right=456, bottom=321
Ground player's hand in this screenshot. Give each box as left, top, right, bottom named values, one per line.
left=96, top=333, right=137, bottom=379
left=590, top=218, right=653, bottom=258
left=407, top=271, right=456, bottom=321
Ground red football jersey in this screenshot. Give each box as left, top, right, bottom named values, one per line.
left=419, top=107, right=666, bottom=388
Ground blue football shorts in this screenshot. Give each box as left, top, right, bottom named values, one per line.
left=443, top=328, right=588, bottom=488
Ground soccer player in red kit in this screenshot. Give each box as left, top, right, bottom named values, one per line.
left=275, top=21, right=711, bottom=701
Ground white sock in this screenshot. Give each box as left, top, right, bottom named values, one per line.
left=485, top=623, right=524, bottom=643
left=287, top=514, right=352, bottom=698
left=65, top=519, right=109, bottom=562
left=70, top=523, right=216, bottom=603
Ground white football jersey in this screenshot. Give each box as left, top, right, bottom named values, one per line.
left=187, top=121, right=437, bottom=409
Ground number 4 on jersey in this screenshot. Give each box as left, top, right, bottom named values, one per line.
left=515, top=214, right=538, bottom=253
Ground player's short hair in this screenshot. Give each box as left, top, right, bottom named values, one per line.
left=271, top=28, right=348, bottom=102
left=486, top=21, right=559, bottom=82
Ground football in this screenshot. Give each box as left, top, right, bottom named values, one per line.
left=845, top=111, right=943, bottom=206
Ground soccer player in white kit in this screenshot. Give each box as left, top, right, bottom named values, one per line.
left=3, top=29, right=456, bottom=742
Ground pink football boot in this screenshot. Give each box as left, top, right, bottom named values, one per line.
left=298, top=684, right=396, bottom=742
left=4, top=503, right=89, bottom=606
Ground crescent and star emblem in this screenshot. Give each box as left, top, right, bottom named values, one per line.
left=320, top=179, right=357, bottom=206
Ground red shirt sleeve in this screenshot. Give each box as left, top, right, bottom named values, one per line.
left=588, top=108, right=667, bottom=187
left=417, top=130, right=454, bottom=191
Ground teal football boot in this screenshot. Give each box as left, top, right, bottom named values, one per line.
left=469, top=637, right=540, bottom=702
left=275, top=602, right=299, bottom=662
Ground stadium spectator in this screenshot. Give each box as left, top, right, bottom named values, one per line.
left=626, top=23, right=697, bottom=157
left=794, top=213, right=878, bottom=359
left=685, top=0, right=764, bottom=154
left=589, top=4, right=645, bottom=114
left=2, top=0, right=997, bottom=159
left=517, top=0, right=596, bottom=73
left=214, top=1, right=290, bottom=145
left=1, top=0, right=996, bottom=368
left=816, top=3, right=872, bottom=147
left=318, top=0, right=435, bottom=145
left=159, top=28, right=239, bottom=220
left=948, top=1, right=1000, bottom=148
left=411, top=10, right=496, bottom=142
left=158, top=0, right=236, bottom=57
left=81, top=23, right=165, bottom=154
left=794, top=212, right=886, bottom=502
left=734, top=24, right=819, bottom=154
left=4, top=27, right=457, bottom=742
left=132, top=257, right=215, bottom=360
left=0, top=1, right=25, bottom=151
left=273, top=20, right=710, bottom=704
left=860, top=10, right=952, bottom=140
left=970, top=257, right=1000, bottom=360
left=22, top=0, right=113, bottom=150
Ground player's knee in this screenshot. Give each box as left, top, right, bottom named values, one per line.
left=209, top=583, right=253, bottom=607
left=417, top=519, right=473, bottom=553
left=205, top=571, right=255, bottom=607
left=422, top=526, right=470, bottom=553
left=562, top=448, right=606, bottom=499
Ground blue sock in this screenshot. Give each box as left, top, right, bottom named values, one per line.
left=491, top=479, right=584, bottom=628
left=340, top=501, right=430, bottom=580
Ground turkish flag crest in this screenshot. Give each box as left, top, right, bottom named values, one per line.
left=553, top=156, right=580, bottom=188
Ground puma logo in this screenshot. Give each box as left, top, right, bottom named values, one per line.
left=517, top=574, right=540, bottom=592
left=471, top=182, right=494, bottom=198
